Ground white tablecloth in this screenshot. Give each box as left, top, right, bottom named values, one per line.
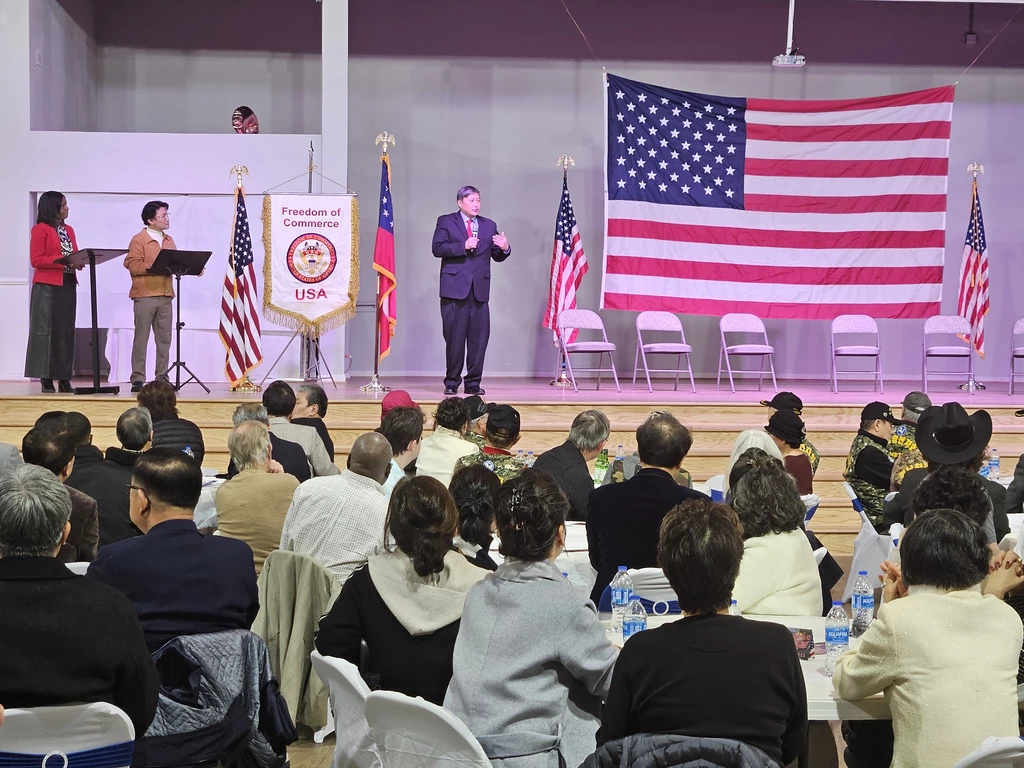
left=606, top=613, right=890, bottom=722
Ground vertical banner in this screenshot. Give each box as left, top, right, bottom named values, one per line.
left=262, top=194, right=360, bottom=337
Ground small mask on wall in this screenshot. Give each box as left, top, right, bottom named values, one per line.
left=232, top=106, right=260, bottom=134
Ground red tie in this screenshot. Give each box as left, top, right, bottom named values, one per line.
left=466, top=219, right=473, bottom=238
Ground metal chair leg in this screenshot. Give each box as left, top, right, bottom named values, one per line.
left=673, top=353, right=681, bottom=392
left=716, top=345, right=724, bottom=391
left=725, top=350, right=736, bottom=393
left=632, top=344, right=640, bottom=390
left=768, top=354, right=778, bottom=392
left=564, top=349, right=579, bottom=393
left=609, top=354, right=621, bottom=393
left=757, top=354, right=765, bottom=391
left=685, top=353, right=696, bottom=393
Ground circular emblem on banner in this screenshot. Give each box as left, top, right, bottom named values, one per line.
left=287, top=234, right=337, bottom=284
left=895, top=425, right=909, bottom=437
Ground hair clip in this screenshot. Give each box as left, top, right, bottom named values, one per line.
left=509, top=488, right=524, bottom=530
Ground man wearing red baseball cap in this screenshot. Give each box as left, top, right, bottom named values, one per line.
left=380, top=390, right=418, bottom=423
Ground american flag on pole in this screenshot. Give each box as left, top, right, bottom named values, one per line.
left=543, top=177, right=588, bottom=343
left=373, top=153, right=397, bottom=361
left=219, top=187, right=263, bottom=385
left=603, top=74, right=955, bottom=319
left=956, top=178, right=988, bottom=356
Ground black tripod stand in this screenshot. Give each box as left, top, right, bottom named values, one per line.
left=149, top=249, right=212, bottom=393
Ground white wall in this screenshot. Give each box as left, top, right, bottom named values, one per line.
left=343, top=56, right=1024, bottom=382
left=29, top=0, right=95, bottom=131
left=95, top=48, right=321, bottom=134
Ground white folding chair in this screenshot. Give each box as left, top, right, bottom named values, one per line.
left=951, top=737, right=1024, bottom=767
left=310, top=651, right=382, bottom=768
left=842, top=482, right=890, bottom=603
left=557, top=309, right=620, bottom=393
left=1, top=703, right=136, bottom=768
left=716, top=313, right=777, bottom=393
left=831, top=314, right=883, bottom=394
left=922, top=314, right=974, bottom=394
left=812, top=547, right=829, bottom=566
left=802, top=494, right=821, bottom=524
left=364, top=690, right=492, bottom=768
left=706, top=474, right=725, bottom=502
left=65, top=561, right=90, bottom=575
left=632, top=311, right=695, bottom=393
left=1010, top=317, right=1024, bottom=395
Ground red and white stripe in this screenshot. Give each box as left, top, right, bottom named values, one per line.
left=221, top=261, right=262, bottom=384
left=957, top=186, right=989, bottom=357
left=546, top=226, right=588, bottom=344
left=603, top=86, right=955, bottom=320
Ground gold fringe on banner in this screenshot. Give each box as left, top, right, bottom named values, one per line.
left=261, top=195, right=360, bottom=338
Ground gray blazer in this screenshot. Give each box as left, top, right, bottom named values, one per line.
left=268, top=418, right=339, bottom=478
left=444, top=559, right=618, bottom=768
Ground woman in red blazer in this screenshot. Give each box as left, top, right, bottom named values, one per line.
left=25, top=191, right=80, bottom=393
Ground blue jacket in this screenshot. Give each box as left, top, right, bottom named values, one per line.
left=87, top=518, right=259, bottom=652
left=431, top=211, right=511, bottom=302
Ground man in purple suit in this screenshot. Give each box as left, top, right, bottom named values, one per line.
left=431, top=186, right=511, bottom=395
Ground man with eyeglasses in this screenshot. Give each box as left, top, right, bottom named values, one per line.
left=124, top=201, right=176, bottom=393
left=87, top=448, right=259, bottom=652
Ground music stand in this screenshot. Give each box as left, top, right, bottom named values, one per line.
left=60, top=248, right=126, bottom=395
left=148, top=249, right=213, bottom=392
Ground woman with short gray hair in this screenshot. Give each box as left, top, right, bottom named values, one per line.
left=0, top=464, right=72, bottom=558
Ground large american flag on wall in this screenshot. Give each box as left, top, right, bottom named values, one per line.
left=602, top=74, right=955, bottom=320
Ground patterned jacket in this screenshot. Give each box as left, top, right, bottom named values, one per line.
left=454, top=447, right=528, bottom=483
left=798, top=438, right=820, bottom=475
left=463, top=431, right=486, bottom=450
left=890, top=448, right=928, bottom=491
left=886, top=423, right=919, bottom=462
left=844, top=432, right=892, bottom=526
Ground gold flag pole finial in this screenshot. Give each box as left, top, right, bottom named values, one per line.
left=556, top=154, right=575, bottom=179
left=375, top=132, right=396, bottom=156
left=967, top=162, right=984, bottom=180
left=229, top=164, right=249, bottom=189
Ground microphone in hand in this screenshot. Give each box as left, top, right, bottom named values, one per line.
left=466, top=218, right=479, bottom=252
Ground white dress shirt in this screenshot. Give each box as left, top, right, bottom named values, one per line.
left=279, top=469, right=388, bottom=584
left=382, top=458, right=405, bottom=498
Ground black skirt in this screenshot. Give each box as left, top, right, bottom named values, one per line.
left=25, top=281, right=77, bottom=380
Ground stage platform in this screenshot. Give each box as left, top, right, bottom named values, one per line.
left=2, top=375, right=1021, bottom=556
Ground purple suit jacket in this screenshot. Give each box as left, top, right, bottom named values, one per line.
left=431, top=212, right=511, bottom=302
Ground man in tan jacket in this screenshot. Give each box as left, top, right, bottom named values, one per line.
left=124, top=201, right=176, bottom=392
left=216, top=421, right=300, bottom=574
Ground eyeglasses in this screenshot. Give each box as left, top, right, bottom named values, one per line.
left=126, top=484, right=145, bottom=494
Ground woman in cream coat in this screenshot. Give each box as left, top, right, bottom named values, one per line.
left=833, top=509, right=1023, bottom=768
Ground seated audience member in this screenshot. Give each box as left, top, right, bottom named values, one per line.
left=1006, top=409, right=1024, bottom=517
left=602, top=450, right=693, bottom=488
left=462, top=394, right=493, bottom=449
left=137, top=379, right=205, bottom=464
left=723, top=428, right=783, bottom=494
left=227, top=403, right=310, bottom=483
left=834, top=509, right=1022, bottom=768
left=883, top=403, right=1007, bottom=541
left=380, top=389, right=418, bottom=423
left=597, top=498, right=807, bottom=767
left=63, top=411, right=140, bottom=547
left=445, top=469, right=618, bottom=768
left=844, top=401, right=897, bottom=531
left=105, top=406, right=152, bottom=469
left=87, top=448, right=259, bottom=652
left=533, top=409, right=609, bottom=521
left=377, top=405, right=425, bottom=497
left=449, top=464, right=501, bottom=570
left=22, top=426, right=98, bottom=563
left=765, top=409, right=814, bottom=494
left=280, top=432, right=392, bottom=583
left=453, top=405, right=528, bottom=483
left=263, top=380, right=338, bottom=477
left=0, top=443, right=22, bottom=475
left=0, top=465, right=158, bottom=735
left=587, top=411, right=704, bottom=604
left=291, top=383, right=335, bottom=461
left=729, top=453, right=822, bottom=616
left=761, top=392, right=819, bottom=474
left=316, top=476, right=486, bottom=704
left=910, top=465, right=1001, bottom=551
left=416, top=397, right=479, bottom=486
left=216, top=421, right=299, bottom=574
left=887, top=391, right=930, bottom=458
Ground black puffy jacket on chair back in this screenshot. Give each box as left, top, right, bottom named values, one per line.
left=582, top=734, right=779, bottom=768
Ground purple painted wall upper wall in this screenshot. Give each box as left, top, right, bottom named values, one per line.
left=81, top=0, right=1024, bottom=67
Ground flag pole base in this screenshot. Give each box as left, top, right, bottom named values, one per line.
left=360, top=373, right=391, bottom=394
left=959, top=379, right=986, bottom=392
left=549, top=369, right=572, bottom=388
left=231, top=376, right=262, bottom=393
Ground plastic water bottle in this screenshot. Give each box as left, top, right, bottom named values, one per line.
left=526, top=450, right=535, bottom=468
left=887, top=524, right=903, bottom=567
left=728, top=599, right=741, bottom=616
left=615, top=444, right=626, bottom=463
left=517, top=449, right=525, bottom=463
left=825, top=601, right=850, bottom=677
left=594, top=448, right=610, bottom=484
left=609, top=566, right=633, bottom=636
left=851, top=570, right=875, bottom=640
left=622, top=597, right=648, bottom=639
left=989, top=448, right=1001, bottom=481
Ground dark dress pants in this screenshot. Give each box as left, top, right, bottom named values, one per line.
left=441, top=295, right=489, bottom=391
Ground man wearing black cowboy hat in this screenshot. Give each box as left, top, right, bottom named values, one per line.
left=761, top=392, right=820, bottom=475
left=882, top=402, right=1006, bottom=542
left=844, top=402, right=898, bottom=530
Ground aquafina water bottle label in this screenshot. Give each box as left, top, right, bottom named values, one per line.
left=825, top=624, right=849, bottom=646
left=622, top=619, right=645, bottom=639
left=858, top=592, right=874, bottom=612
left=612, top=587, right=630, bottom=606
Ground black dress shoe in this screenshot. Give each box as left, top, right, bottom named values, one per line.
left=465, top=387, right=486, bottom=396
left=40, top=379, right=55, bottom=394
left=131, top=381, right=144, bottom=393
left=444, top=387, right=458, bottom=396
left=58, top=380, right=73, bottom=393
